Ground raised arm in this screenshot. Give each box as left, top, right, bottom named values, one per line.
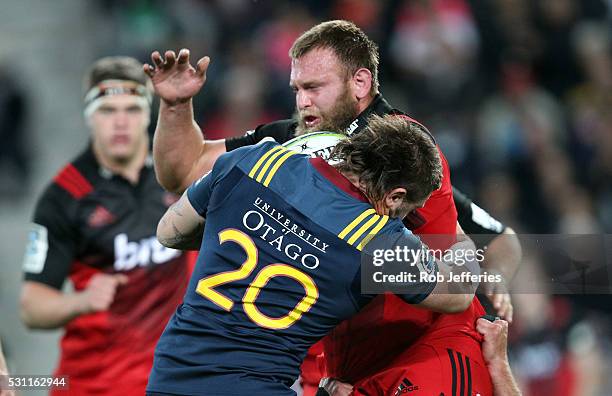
left=145, top=49, right=226, bottom=193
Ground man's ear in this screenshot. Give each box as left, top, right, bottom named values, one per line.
left=351, top=68, right=373, bottom=101
left=384, top=188, right=407, bottom=210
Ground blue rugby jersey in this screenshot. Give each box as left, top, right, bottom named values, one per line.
left=147, top=141, right=437, bottom=396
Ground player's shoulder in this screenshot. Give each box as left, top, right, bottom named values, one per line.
left=255, top=119, right=296, bottom=143
left=225, top=119, right=296, bottom=151
left=34, top=160, right=87, bottom=224
left=210, top=139, right=310, bottom=187
left=38, top=149, right=95, bottom=209
left=217, top=139, right=283, bottom=172
left=388, top=110, right=437, bottom=146
left=329, top=205, right=408, bottom=252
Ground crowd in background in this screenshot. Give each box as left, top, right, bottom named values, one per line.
left=1, top=0, right=611, bottom=394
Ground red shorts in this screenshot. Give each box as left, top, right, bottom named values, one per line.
left=351, top=337, right=493, bottom=396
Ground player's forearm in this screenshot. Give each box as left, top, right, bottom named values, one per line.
left=445, top=238, right=481, bottom=294
left=480, top=227, right=521, bottom=283
left=154, top=100, right=206, bottom=193
left=20, top=284, right=87, bottom=329
left=157, top=192, right=205, bottom=250
left=424, top=238, right=480, bottom=313
left=487, top=360, right=522, bottom=396
left=158, top=228, right=203, bottom=251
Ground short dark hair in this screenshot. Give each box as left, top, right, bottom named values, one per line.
left=290, top=20, right=379, bottom=95
left=331, top=115, right=442, bottom=203
left=83, top=56, right=149, bottom=93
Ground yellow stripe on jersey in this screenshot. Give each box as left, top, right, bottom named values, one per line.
left=356, top=215, right=389, bottom=251
left=338, top=209, right=376, bottom=239
left=347, top=214, right=380, bottom=246
left=263, top=150, right=297, bottom=187
left=255, top=147, right=289, bottom=182
left=248, top=146, right=284, bottom=179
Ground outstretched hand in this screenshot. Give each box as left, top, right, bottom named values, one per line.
left=144, top=49, right=210, bottom=105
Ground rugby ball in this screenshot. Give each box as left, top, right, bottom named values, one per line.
left=282, top=132, right=347, bottom=162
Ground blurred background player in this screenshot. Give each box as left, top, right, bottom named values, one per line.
left=19, top=57, right=192, bottom=396
left=145, top=20, right=520, bottom=394
left=147, top=115, right=482, bottom=396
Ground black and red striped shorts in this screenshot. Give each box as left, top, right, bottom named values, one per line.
left=352, top=336, right=493, bottom=396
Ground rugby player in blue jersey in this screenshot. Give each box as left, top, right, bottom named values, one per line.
left=146, top=115, right=481, bottom=396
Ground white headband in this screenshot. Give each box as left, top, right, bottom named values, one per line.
left=83, top=79, right=152, bottom=118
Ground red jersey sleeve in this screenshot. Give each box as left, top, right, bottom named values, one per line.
left=413, top=147, right=457, bottom=248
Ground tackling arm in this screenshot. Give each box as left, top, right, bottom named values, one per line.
left=416, top=225, right=480, bottom=314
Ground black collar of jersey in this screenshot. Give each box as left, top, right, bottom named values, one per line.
left=345, top=93, right=395, bottom=136
left=346, top=94, right=436, bottom=144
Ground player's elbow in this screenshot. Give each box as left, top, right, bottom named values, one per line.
left=157, top=215, right=183, bottom=249
left=154, top=170, right=185, bottom=195
left=156, top=219, right=173, bottom=248
left=504, top=227, right=522, bottom=259
left=20, top=289, right=41, bottom=329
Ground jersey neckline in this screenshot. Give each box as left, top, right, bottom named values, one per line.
left=309, top=157, right=369, bottom=203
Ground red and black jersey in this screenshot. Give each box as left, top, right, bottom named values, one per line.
left=23, top=145, right=191, bottom=396
left=223, top=94, right=491, bottom=390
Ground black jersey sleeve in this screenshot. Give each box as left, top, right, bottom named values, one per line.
left=225, top=119, right=296, bottom=151
left=23, top=185, right=79, bottom=289
left=454, top=187, right=506, bottom=248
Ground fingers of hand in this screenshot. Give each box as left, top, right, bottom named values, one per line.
left=143, top=63, right=155, bottom=78
left=493, top=292, right=503, bottom=309
left=86, top=274, right=127, bottom=310
left=477, top=317, right=505, bottom=335
left=196, top=56, right=210, bottom=77
left=476, top=317, right=493, bottom=333
left=151, top=51, right=163, bottom=68
left=164, top=50, right=177, bottom=69
left=494, top=293, right=513, bottom=322
left=114, top=274, right=129, bottom=285
left=178, top=48, right=190, bottom=64
left=494, top=318, right=509, bottom=333
left=505, top=303, right=513, bottom=323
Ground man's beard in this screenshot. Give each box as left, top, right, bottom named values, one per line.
left=294, top=88, right=359, bottom=136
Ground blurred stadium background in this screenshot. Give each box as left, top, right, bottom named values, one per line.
left=0, top=0, right=611, bottom=394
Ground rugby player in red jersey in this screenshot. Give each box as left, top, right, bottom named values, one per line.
left=145, top=20, right=520, bottom=396
left=20, top=57, right=193, bottom=396
left=319, top=317, right=522, bottom=396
